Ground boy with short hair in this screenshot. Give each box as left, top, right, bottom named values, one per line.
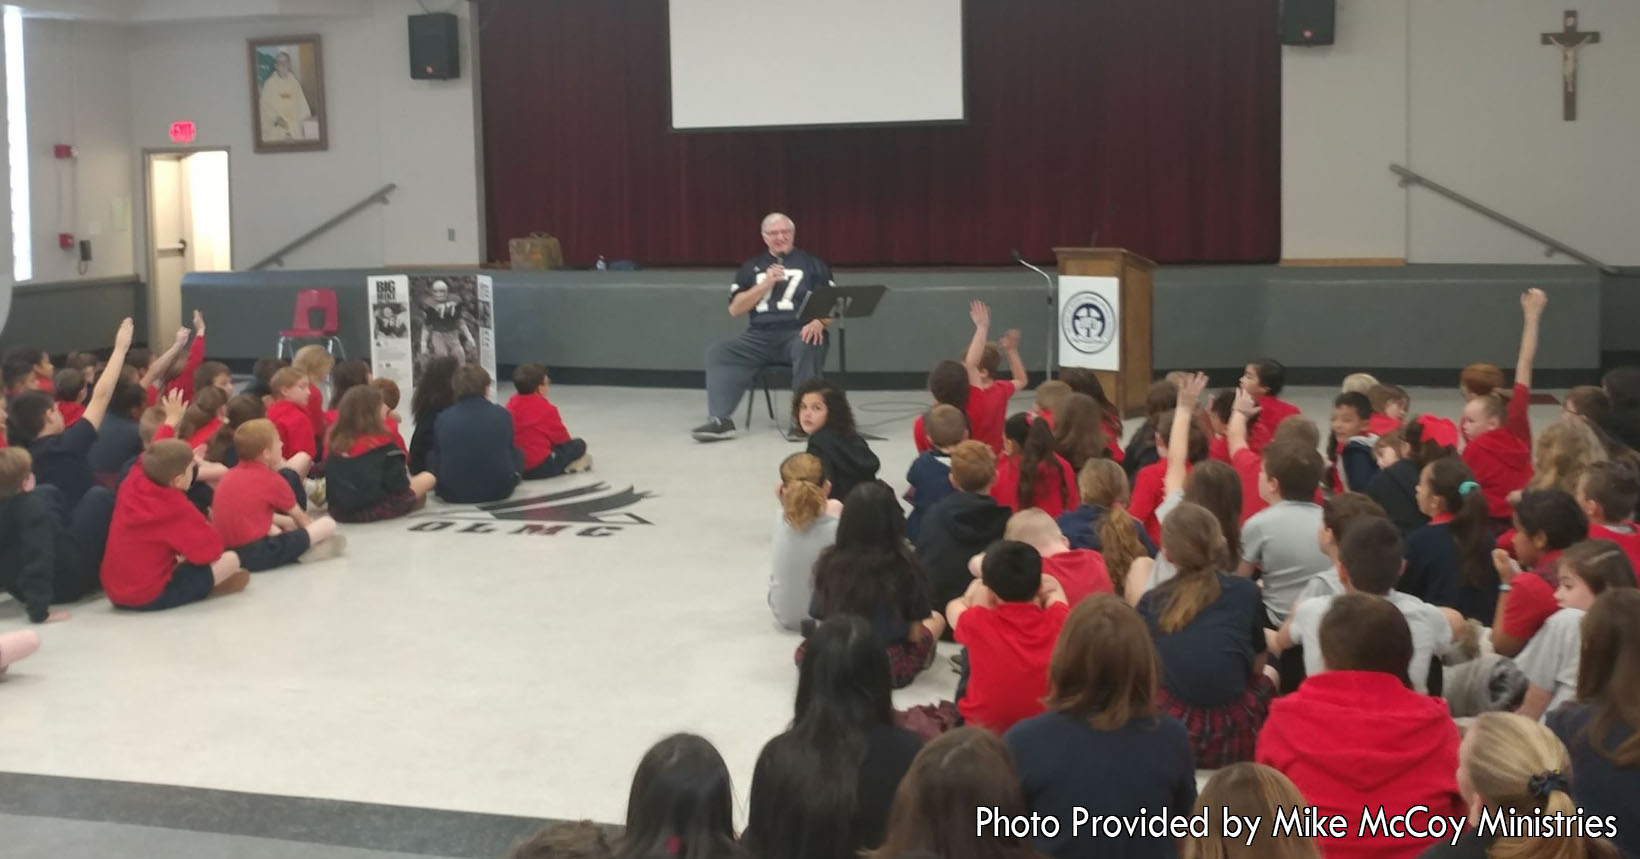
left=1491, top=489, right=1588, bottom=657
left=1367, top=383, right=1408, bottom=436
left=507, top=362, right=590, bottom=480
left=1240, top=358, right=1300, bottom=453
left=905, top=403, right=967, bottom=541
left=1330, top=391, right=1379, bottom=492
left=433, top=365, right=523, bottom=503
left=946, top=540, right=1069, bottom=733
left=1003, top=507, right=1112, bottom=604
left=962, top=300, right=1028, bottom=452
left=1258, top=593, right=1464, bottom=859
left=192, top=361, right=234, bottom=397
left=0, top=448, right=116, bottom=623
left=1237, top=440, right=1332, bottom=625
left=1278, top=518, right=1459, bottom=694
left=212, top=419, right=342, bottom=571
left=266, top=367, right=318, bottom=461
left=101, top=440, right=248, bottom=611
left=916, top=439, right=1012, bottom=622
left=4, top=346, right=54, bottom=394
left=1227, top=389, right=1322, bottom=525
left=53, top=369, right=88, bottom=426
left=1460, top=393, right=1532, bottom=522
left=1577, top=460, right=1640, bottom=571
left=1031, top=380, right=1071, bottom=428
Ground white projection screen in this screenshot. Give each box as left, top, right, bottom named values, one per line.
left=668, top=0, right=965, bottom=131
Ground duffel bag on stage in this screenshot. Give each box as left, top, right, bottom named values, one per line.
left=509, top=233, right=564, bottom=270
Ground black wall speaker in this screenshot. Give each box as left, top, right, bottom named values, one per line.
left=1281, top=0, right=1336, bottom=46
left=409, top=12, right=461, bottom=80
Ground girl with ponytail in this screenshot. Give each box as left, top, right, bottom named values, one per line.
left=1058, top=458, right=1155, bottom=595
left=769, top=453, right=841, bottom=631
left=1549, top=589, right=1640, bottom=858
left=994, top=413, right=1076, bottom=518
left=1427, top=712, right=1618, bottom=859
left=173, top=385, right=229, bottom=449
left=1403, top=457, right=1498, bottom=623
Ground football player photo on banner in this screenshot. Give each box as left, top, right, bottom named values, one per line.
left=368, top=275, right=414, bottom=398
left=1058, top=275, right=1121, bottom=372
left=403, top=275, right=498, bottom=399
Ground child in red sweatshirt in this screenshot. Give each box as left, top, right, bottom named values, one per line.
left=992, top=413, right=1077, bottom=518
left=1257, top=593, right=1464, bottom=859
left=1460, top=394, right=1531, bottom=522
left=507, top=363, right=590, bottom=479
left=101, top=440, right=248, bottom=611
left=1578, top=461, right=1640, bottom=571
left=211, top=419, right=341, bottom=571
left=1240, top=358, right=1300, bottom=453
left=266, top=368, right=319, bottom=462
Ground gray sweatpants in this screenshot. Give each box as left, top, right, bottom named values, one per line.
left=705, top=326, right=828, bottom=420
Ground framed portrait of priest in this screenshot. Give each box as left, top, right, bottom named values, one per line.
left=248, top=35, right=328, bottom=153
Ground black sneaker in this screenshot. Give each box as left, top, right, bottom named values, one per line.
left=691, top=417, right=736, bottom=442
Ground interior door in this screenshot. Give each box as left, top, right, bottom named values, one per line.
left=148, top=156, right=186, bottom=347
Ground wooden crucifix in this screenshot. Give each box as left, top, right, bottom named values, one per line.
left=1542, top=10, right=1600, bottom=121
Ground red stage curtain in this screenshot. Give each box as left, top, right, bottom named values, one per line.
left=478, top=0, right=1280, bottom=267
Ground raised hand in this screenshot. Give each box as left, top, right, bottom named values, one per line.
left=1233, top=387, right=1260, bottom=417
left=161, top=389, right=186, bottom=425
left=1521, top=288, right=1547, bottom=318
left=114, top=318, right=135, bottom=350
left=969, top=300, right=991, bottom=329
left=194, top=309, right=207, bottom=335
left=1178, top=372, right=1209, bottom=406
left=173, top=326, right=191, bottom=347
left=1000, top=328, right=1021, bottom=352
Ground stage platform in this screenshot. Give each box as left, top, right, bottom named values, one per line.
left=153, top=262, right=1626, bottom=387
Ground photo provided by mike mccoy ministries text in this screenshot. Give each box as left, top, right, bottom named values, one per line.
left=974, top=805, right=1622, bottom=846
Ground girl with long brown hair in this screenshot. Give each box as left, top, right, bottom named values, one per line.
left=874, top=728, right=1040, bottom=859
left=1184, top=764, right=1318, bottom=859
left=323, top=386, right=436, bottom=523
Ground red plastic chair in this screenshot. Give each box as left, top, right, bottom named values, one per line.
left=275, top=289, right=345, bottom=360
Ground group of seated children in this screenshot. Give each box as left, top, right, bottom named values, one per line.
left=0, top=318, right=590, bottom=637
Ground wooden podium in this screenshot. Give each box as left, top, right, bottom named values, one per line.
left=1054, top=247, right=1156, bottom=418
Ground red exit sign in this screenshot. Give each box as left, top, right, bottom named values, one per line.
left=169, top=121, right=197, bottom=144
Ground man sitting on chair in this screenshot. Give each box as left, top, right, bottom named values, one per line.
left=692, top=212, right=832, bottom=442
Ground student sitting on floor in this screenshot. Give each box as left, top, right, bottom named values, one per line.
left=1187, top=764, right=1318, bottom=859
left=804, top=482, right=943, bottom=688
left=408, top=356, right=459, bottom=476
left=993, top=412, right=1076, bottom=518
left=291, top=345, right=336, bottom=451
left=910, top=360, right=969, bottom=454
left=1056, top=459, right=1156, bottom=592
left=769, top=452, right=840, bottom=632
left=86, top=381, right=149, bottom=486
left=432, top=365, right=522, bottom=504
left=1257, top=594, right=1465, bottom=859
left=1579, top=460, right=1640, bottom=570
left=3, top=345, right=53, bottom=395
left=325, top=386, right=437, bottom=523
left=266, top=368, right=319, bottom=462
left=1138, top=502, right=1273, bottom=769
left=163, top=386, right=229, bottom=449
left=797, top=379, right=879, bottom=503
left=1329, top=391, right=1379, bottom=493
left=915, top=440, right=1012, bottom=628
left=1238, top=440, right=1331, bottom=626
left=1462, top=393, right=1533, bottom=525
left=1400, top=457, right=1495, bottom=621
left=211, top=419, right=342, bottom=572
left=9, top=318, right=135, bottom=509
left=1031, top=379, right=1070, bottom=428
left=53, top=369, right=87, bottom=426
left=1367, top=383, right=1409, bottom=437
left=1130, top=406, right=1208, bottom=544
left=1004, top=508, right=1111, bottom=605
left=243, top=357, right=287, bottom=403
left=905, top=403, right=965, bottom=542
left=1056, top=367, right=1125, bottom=463
left=1121, top=379, right=1180, bottom=480
left=947, top=540, right=1070, bottom=733
left=0, top=448, right=116, bottom=623
left=1513, top=540, right=1635, bottom=721
left=1051, top=393, right=1114, bottom=477
left=505, top=821, right=612, bottom=859
left=1493, top=489, right=1589, bottom=658
left=1240, top=358, right=1300, bottom=453
left=507, top=362, right=591, bottom=479
left=962, top=300, right=1028, bottom=452
left=370, top=378, right=404, bottom=441
left=1365, top=421, right=1446, bottom=536
left=101, top=440, right=248, bottom=611
left=613, top=734, right=740, bottom=859
left=1460, top=288, right=1545, bottom=445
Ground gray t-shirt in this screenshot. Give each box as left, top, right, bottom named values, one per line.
left=769, top=511, right=838, bottom=631
left=1145, top=490, right=1187, bottom=592
left=1515, top=607, right=1585, bottom=719
left=1289, top=589, right=1454, bottom=693
left=1241, top=501, right=1330, bottom=624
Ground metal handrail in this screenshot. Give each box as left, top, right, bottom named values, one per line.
left=248, top=183, right=398, bottom=270
left=1390, top=165, right=1617, bottom=275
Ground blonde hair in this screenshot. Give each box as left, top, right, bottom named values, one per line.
left=1340, top=373, right=1379, bottom=395
left=269, top=367, right=306, bottom=396
left=0, top=448, right=32, bottom=497
left=779, top=453, right=828, bottom=531
left=1530, top=418, right=1608, bottom=493
left=291, top=344, right=335, bottom=381
left=1034, top=380, right=1072, bottom=415
left=1185, top=764, right=1318, bottom=859
left=1076, top=459, right=1147, bottom=594
left=1462, top=713, right=1614, bottom=859
left=233, top=419, right=280, bottom=464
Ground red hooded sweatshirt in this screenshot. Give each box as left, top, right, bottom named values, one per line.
left=101, top=467, right=225, bottom=607
left=507, top=393, right=571, bottom=472
left=1591, top=521, right=1640, bottom=573
left=1257, top=671, right=1464, bottom=859
left=1461, top=427, right=1530, bottom=519
left=267, top=399, right=317, bottom=461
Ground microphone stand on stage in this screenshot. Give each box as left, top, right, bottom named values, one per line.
left=1012, top=249, right=1056, bottom=383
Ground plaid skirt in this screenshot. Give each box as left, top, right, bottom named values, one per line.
left=331, top=489, right=418, bottom=523
left=795, top=630, right=936, bottom=689
left=1158, top=672, right=1276, bottom=769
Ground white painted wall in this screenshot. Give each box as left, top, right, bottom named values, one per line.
left=1284, top=0, right=1640, bottom=265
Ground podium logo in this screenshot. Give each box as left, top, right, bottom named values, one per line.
left=1062, top=291, right=1117, bottom=355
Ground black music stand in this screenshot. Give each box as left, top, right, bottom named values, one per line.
left=802, top=283, right=887, bottom=440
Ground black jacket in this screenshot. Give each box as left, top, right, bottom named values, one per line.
left=432, top=396, right=522, bottom=504
left=407, top=406, right=446, bottom=476
left=0, top=488, right=91, bottom=623
left=915, top=490, right=1012, bottom=621
left=807, top=428, right=880, bottom=502
left=325, top=440, right=411, bottom=514
left=1367, top=458, right=1428, bottom=536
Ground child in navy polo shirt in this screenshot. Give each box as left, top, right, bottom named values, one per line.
left=905, top=403, right=966, bottom=542
left=9, top=318, right=135, bottom=509
left=433, top=365, right=523, bottom=503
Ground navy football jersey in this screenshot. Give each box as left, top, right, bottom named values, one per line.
left=730, top=248, right=834, bottom=330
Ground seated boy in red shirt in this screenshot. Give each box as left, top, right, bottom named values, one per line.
left=1240, top=358, right=1299, bottom=453
left=266, top=368, right=319, bottom=462
left=211, top=420, right=341, bottom=572
left=962, top=300, right=1028, bottom=452
left=53, top=369, right=87, bottom=426
left=507, top=363, right=590, bottom=479
left=1578, top=461, right=1640, bottom=571
left=1257, top=593, right=1464, bottom=859
left=946, top=540, right=1070, bottom=733
left=101, top=440, right=248, bottom=611
left=1003, top=508, right=1112, bottom=605
left=1460, top=394, right=1531, bottom=522
left=1491, top=489, right=1588, bottom=658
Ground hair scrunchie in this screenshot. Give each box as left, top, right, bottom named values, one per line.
left=1459, top=480, right=1481, bottom=496
left=1528, top=770, right=1569, bottom=800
